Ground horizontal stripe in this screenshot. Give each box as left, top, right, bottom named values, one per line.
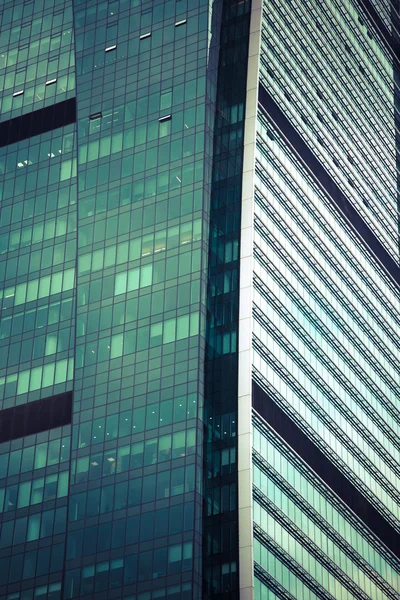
left=0, top=98, right=76, bottom=148
left=0, top=391, right=72, bottom=442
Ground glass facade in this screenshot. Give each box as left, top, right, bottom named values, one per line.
left=203, top=0, right=250, bottom=597
left=0, top=0, right=75, bottom=120
left=249, top=0, right=400, bottom=598
left=252, top=416, right=400, bottom=599
left=1, top=0, right=400, bottom=598
left=0, top=0, right=76, bottom=597
left=66, top=0, right=218, bottom=596
left=0, top=0, right=250, bottom=598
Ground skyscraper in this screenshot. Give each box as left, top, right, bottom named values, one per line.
left=239, top=0, right=400, bottom=598
left=0, top=0, right=399, bottom=599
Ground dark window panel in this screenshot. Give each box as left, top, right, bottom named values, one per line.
left=0, top=99, right=76, bottom=148
left=0, top=391, right=72, bottom=443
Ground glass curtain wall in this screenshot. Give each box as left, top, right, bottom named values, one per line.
left=64, top=0, right=218, bottom=598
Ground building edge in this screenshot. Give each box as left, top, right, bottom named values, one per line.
left=238, top=1, right=262, bottom=599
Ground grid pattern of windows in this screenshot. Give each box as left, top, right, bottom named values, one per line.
left=0, top=121, right=77, bottom=412
left=253, top=106, right=400, bottom=529
left=6, top=0, right=398, bottom=597
left=0, top=1, right=77, bottom=596
left=367, top=0, right=392, bottom=31
left=252, top=416, right=400, bottom=599
left=0, top=110, right=77, bottom=414
left=63, top=0, right=227, bottom=597
left=259, top=0, right=398, bottom=261
left=251, top=0, right=400, bottom=597
left=0, top=0, right=75, bottom=122
left=203, top=0, right=251, bottom=597
left=0, top=424, right=70, bottom=600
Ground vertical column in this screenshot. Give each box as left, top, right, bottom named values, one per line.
left=203, top=0, right=252, bottom=598
left=0, top=1, right=77, bottom=598
left=391, top=0, right=400, bottom=260
left=237, top=1, right=261, bottom=599
left=65, top=1, right=215, bottom=598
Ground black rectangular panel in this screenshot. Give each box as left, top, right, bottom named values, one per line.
left=0, top=392, right=72, bottom=443
left=0, top=98, right=76, bottom=148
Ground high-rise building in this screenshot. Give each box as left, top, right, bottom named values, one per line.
left=239, top=0, right=400, bottom=598
left=0, top=0, right=399, bottom=599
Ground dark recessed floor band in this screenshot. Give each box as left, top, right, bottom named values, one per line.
left=0, top=392, right=72, bottom=443
left=0, top=98, right=76, bottom=148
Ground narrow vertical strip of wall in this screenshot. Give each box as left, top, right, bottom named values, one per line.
left=238, top=2, right=262, bottom=599
left=203, top=0, right=252, bottom=597
left=391, top=1, right=400, bottom=260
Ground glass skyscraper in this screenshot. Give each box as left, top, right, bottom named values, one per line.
left=0, top=0, right=399, bottom=599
